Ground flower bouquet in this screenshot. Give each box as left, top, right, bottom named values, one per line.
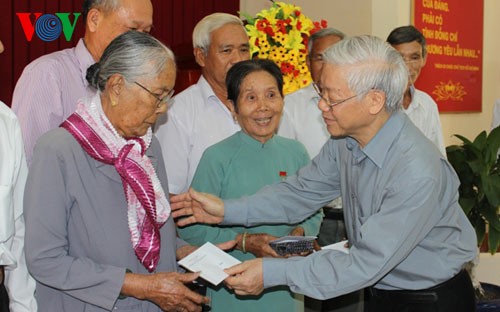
left=241, top=1, right=327, bottom=94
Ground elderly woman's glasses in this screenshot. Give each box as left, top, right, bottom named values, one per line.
left=134, top=81, right=174, bottom=108
left=312, top=83, right=358, bottom=108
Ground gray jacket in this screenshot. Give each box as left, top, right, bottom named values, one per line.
left=24, top=128, right=186, bottom=311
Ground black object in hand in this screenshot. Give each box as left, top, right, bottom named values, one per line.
left=269, top=236, right=316, bottom=256
left=187, top=278, right=211, bottom=311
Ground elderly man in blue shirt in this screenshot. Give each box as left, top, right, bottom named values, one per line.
left=171, top=35, right=477, bottom=312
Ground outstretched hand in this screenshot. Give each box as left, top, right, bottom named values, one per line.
left=224, top=258, right=264, bottom=296
left=171, top=188, right=225, bottom=227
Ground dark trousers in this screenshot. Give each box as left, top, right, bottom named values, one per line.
left=0, top=283, right=9, bottom=312
left=365, top=270, right=476, bottom=312
left=306, top=207, right=364, bottom=312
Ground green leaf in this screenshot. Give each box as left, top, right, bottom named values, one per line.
left=482, top=173, right=500, bottom=207
left=459, top=197, right=476, bottom=215
left=472, top=131, right=488, bottom=149
left=482, top=204, right=500, bottom=232
left=446, top=144, right=462, bottom=153
left=448, top=124, right=500, bottom=253
left=485, top=125, right=500, bottom=165
left=275, top=8, right=284, bottom=20
left=453, top=134, right=472, bottom=145
left=467, top=158, right=487, bottom=176
left=239, top=12, right=256, bottom=25
left=475, top=217, right=487, bottom=247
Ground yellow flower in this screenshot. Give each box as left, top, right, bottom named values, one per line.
left=298, top=63, right=309, bottom=74
left=278, top=52, right=288, bottom=62
left=296, top=14, right=315, bottom=33
left=298, top=52, right=307, bottom=63
left=245, top=24, right=262, bottom=55
left=269, top=47, right=281, bottom=61
left=257, top=7, right=278, bottom=24
left=300, top=74, right=312, bottom=87
left=273, top=32, right=287, bottom=45
left=260, top=37, right=271, bottom=52
left=278, top=2, right=300, bottom=18
left=259, top=38, right=272, bottom=52
left=275, top=46, right=287, bottom=55
left=284, top=28, right=305, bottom=50
left=244, top=2, right=327, bottom=94
left=258, top=50, right=269, bottom=59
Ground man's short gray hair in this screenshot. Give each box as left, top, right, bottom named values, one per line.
left=86, top=31, right=175, bottom=91
left=192, top=13, right=244, bottom=52
left=323, top=35, right=408, bottom=113
left=307, top=27, right=346, bottom=53
left=82, top=0, right=119, bottom=22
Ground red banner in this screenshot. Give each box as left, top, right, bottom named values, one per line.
left=413, top=0, right=483, bottom=112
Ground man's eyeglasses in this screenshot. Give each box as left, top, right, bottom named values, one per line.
left=312, top=83, right=358, bottom=108
left=134, top=81, right=174, bottom=108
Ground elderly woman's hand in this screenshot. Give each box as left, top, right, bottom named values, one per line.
left=288, top=226, right=305, bottom=237
left=121, top=271, right=208, bottom=312
left=236, top=233, right=281, bottom=258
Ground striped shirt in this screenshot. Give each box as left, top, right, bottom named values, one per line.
left=12, top=39, right=95, bottom=165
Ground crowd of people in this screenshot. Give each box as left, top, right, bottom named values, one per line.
left=0, top=0, right=481, bottom=311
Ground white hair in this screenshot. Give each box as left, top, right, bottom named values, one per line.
left=322, top=35, right=408, bottom=113
left=192, top=13, right=244, bottom=52
left=87, top=31, right=175, bottom=91
left=307, top=27, right=347, bottom=53
left=82, top=0, right=119, bottom=22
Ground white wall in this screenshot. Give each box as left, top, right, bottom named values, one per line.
left=239, top=0, right=500, bottom=146
left=477, top=254, right=500, bottom=285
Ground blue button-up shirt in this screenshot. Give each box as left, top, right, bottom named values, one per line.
left=224, top=111, right=476, bottom=299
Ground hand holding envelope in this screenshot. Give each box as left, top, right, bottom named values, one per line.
left=178, top=242, right=241, bottom=286
left=178, top=242, right=264, bottom=296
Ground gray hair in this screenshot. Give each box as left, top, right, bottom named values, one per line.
left=192, top=13, right=244, bottom=52
left=308, top=27, right=347, bottom=53
left=82, top=0, right=119, bottom=22
left=86, top=30, right=175, bottom=91
left=322, top=35, right=408, bottom=113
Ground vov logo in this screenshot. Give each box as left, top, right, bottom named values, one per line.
left=16, top=13, right=81, bottom=42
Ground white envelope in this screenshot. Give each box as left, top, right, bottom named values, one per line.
left=178, top=242, right=241, bottom=285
